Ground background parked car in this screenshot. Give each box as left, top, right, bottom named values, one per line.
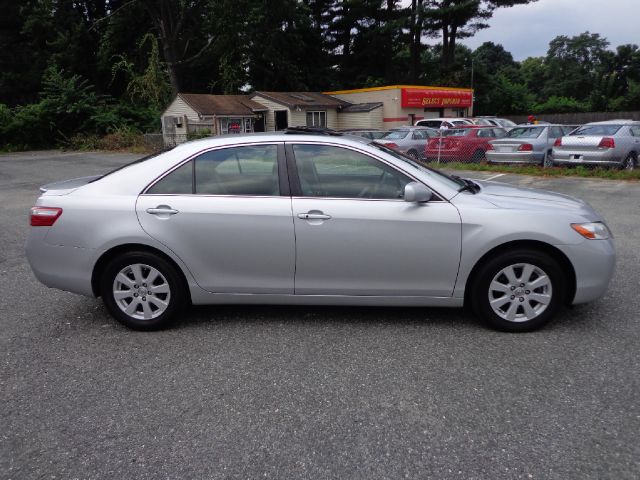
left=469, top=117, right=517, bottom=129
left=487, top=124, right=575, bottom=166
left=377, top=126, right=438, bottom=159
left=552, top=120, right=640, bottom=170
left=415, top=118, right=473, bottom=129
left=341, top=129, right=388, bottom=140
left=425, top=126, right=507, bottom=163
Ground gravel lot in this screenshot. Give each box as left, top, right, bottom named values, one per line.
left=1, top=151, right=639, bottom=480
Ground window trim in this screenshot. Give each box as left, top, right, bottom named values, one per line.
left=141, top=142, right=290, bottom=197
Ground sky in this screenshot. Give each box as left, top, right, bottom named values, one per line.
left=424, top=0, right=640, bottom=60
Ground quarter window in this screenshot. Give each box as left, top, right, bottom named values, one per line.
left=292, top=144, right=412, bottom=200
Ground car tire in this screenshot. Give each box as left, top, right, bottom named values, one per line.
left=621, top=153, right=636, bottom=171
left=542, top=150, right=553, bottom=168
left=471, top=149, right=485, bottom=163
left=407, top=149, right=419, bottom=160
left=100, top=251, right=187, bottom=330
left=470, top=249, right=565, bottom=332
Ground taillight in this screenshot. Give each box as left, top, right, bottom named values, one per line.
left=598, top=137, right=615, bottom=149
left=30, top=207, right=62, bottom=226
left=517, top=143, right=533, bottom=151
left=553, top=137, right=562, bottom=147
left=384, top=142, right=398, bottom=149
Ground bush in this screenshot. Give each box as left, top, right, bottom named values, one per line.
left=532, top=96, right=589, bottom=114
left=187, top=128, right=212, bottom=140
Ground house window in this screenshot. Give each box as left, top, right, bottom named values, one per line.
left=220, top=117, right=247, bottom=134
left=306, top=111, right=326, bottom=127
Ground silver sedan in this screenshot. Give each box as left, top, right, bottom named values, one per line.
left=552, top=120, right=640, bottom=170
left=487, top=124, right=574, bottom=166
left=27, top=132, right=615, bottom=332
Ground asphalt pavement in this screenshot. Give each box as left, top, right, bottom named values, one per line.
left=1, top=151, right=639, bottom=479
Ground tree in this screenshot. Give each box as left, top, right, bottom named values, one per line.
left=421, top=0, right=538, bottom=78
left=543, top=31, right=609, bottom=100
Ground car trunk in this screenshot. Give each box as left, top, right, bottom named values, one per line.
left=556, top=136, right=606, bottom=152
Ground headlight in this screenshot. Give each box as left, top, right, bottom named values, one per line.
left=571, top=222, right=611, bottom=240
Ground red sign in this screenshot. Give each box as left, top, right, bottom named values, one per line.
left=401, top=88, right=473, bottom=108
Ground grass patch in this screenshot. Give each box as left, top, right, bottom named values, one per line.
left=424, top=161, right=640, bottom=181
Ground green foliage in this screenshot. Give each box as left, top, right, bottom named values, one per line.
left=111, top=34, right=171, bottom=109
left=532, top=96, right=589, bottom=114
left=187, top=129, right=212, bottom=140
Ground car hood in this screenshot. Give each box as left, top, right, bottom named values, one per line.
left=473, top=180, right=591, bottom=211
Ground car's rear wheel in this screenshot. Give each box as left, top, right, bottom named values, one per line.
left=621, top=153, right=636, bottom=171
left=470, top=249, right=565, bottom=332
left=407, top=149, right=419, bottom=160
left=542, top=150, right=553, bottom=167
left=100, top=251, right=186, bottom=330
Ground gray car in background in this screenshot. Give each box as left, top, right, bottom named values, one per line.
left=552, top=120, right=640, bottom=170
left=487, top=124, right=575, bottom=166
left=26, top=131, right=615, bottom=333
left=377, top=126, right=439, bottom=160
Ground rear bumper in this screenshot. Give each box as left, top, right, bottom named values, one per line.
left=486, top=151, right=544, bottom=164
left=552, top=149, right=621, bottom=166
left=26, top=228, right=96, bottom=297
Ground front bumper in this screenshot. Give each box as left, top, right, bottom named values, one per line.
left=557, top=237, right=616, bottom=304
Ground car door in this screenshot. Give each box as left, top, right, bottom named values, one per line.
left=287, top=142, right=462, bottom=297
left=136, top=143, right=295, bottom=294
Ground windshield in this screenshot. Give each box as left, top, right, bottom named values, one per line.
left=506, top=126, right=544, bottom=139
left=495, top=118, right=516, bottom=127
left=381, top=130, right=409, bottom=140
left=571, top=125, right=622, bottom=136
left=371, top=143, right=464, bottom=190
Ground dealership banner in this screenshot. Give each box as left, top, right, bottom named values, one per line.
left=401, top=88, right=473, bottom=108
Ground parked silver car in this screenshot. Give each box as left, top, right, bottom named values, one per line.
left=377, top=126, right=438, bottom=160
left=487, top=124, right=575, bottom=166
left=27, top=130, right=615, bottom=332
left=470, top=117, right=517, bottom=129
left=552, top=120, right=640, bottom=170
left=415, top=118, right=473, bottom=129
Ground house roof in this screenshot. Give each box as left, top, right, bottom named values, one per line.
left=340, top=102, right=383, bottom=113
left=252, top=91, right=348, bottom=109
left=178, top=93, right=268, bottom=115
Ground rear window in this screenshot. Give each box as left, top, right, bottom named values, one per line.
left=571, top=125, right=623, bottom=136
left=506, top=127, right=543, bottom=139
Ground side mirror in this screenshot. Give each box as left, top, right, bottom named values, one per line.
left=404, top=182, right=432, bottom=203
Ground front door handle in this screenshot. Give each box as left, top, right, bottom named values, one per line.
left=146, top=206, right=179, bottom=215
left=297, top=212, right=331, bottom=220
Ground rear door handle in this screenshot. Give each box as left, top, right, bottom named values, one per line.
left=297, top=212, right=331, bottom=220
left=146, top=206, right=179, bottom=215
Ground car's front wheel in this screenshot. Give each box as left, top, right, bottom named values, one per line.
left=470, top=249, right=565, bottom=332
left=100, top=251, right=186, bottom=330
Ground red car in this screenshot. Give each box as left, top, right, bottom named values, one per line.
left=425, top=126, right=507, bottom=163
